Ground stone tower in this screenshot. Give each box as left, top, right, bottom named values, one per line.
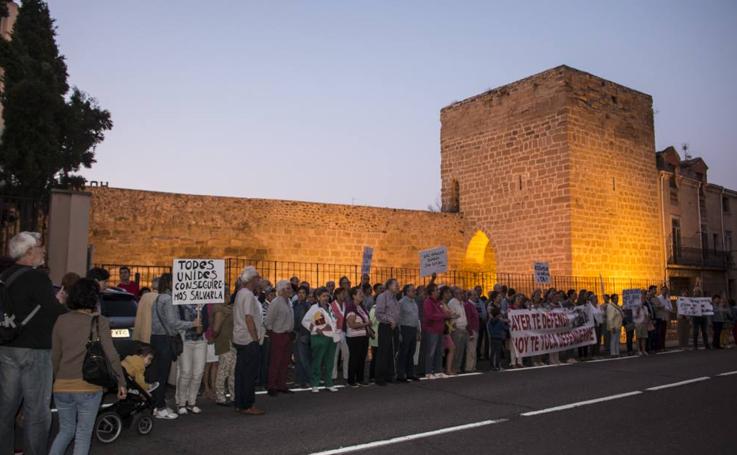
left=441, top=65, right=664, bottom=280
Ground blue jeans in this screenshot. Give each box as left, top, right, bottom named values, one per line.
left=234, top=342, right=260, bottom=410
left=294, top=336, right=312, bottom=386
left=0, top=347, right=53, bottom=455
left=49, top=391, right=103, bottom=455
left=423, top=332, right=443, bottom=375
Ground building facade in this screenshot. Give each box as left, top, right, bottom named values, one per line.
left=657, top=147, right=736, bottom=299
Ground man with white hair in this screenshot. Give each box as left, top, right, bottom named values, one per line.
left=0, top=232, right=66, bottom=455
left=232, top=266, right=266, bottom=415
left=265, top=279, right=294, bottom=396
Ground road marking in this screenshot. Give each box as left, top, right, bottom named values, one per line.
left=257, top=385, right=347, bottom=395
left=419, top=372, right=483, bottom=381
left=309, top=419, right=508, bottom=455
left=503, top=363, right=571, bottom=372
left=645, top=377, right=710, bottom=391
left=656, top=349, right=684, bottom=355
left=520, top=391, right=642, bottom=417
left=717, top=370, right=737, bottom=377
left=585, top=356, right=637, bottom=363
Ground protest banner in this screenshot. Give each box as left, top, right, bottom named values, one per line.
left=361, top=246, right=374, bottom=276
left=676, top=297, right=714, bottom=317
left=533, top=262, right=550, bottom=285
left=622, top=289, right=642, bottom=311
left=419, top=246, right=448, bottom=277
left=509, top=308, right=596, bottom=358
left=172, top=259, right=225, bottom=305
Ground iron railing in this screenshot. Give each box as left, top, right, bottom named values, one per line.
left=95, top=257, right=659, bottom=297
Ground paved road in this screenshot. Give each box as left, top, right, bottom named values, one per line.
left=91, top=349, right=737, bottom=454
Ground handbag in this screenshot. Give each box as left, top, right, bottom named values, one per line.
left=82, top=316, right=118, bottom=389
left=154, top=296, right=183, bottom=359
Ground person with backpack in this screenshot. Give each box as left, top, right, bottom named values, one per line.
left=0, top=232, right=67, bottom=455
left=49, top=278, right=126, bottom=455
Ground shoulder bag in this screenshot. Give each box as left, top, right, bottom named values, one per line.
left=82, top=315, right=118, bottom=389
left=154, top=296, right=184, bottom=359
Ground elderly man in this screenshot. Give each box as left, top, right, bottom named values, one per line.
left=0, top=232, right=66, bottom=455
left=375, top=278, right=401, bottom=386
left=232, top=266, right=266, bottom=415
left=265, top=280, right=294, bottom=396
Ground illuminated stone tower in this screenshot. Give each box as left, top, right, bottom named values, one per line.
left=441, top=65, right=664, bottom=280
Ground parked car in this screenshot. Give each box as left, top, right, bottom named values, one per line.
left=100, top=287, right=138, bottom=355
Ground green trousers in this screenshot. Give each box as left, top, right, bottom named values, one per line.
left=310, top=334, right=337, bottom=388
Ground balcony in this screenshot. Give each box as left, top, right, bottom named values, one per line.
left=667, top=235, right=729, bottom=270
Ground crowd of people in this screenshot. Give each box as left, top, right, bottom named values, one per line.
left=1, top=231, right=736, bottom=454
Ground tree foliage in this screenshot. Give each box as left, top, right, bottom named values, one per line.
left=0, top=0, right=112, bottom=204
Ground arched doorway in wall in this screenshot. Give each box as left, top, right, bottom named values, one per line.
left=462, top=230, right=497, bottom=289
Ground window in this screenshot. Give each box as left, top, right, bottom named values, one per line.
left=713, top=233, right=719, bottom=255
left=701, top=225, right=708, bottom=259
left=726, top=231, right=733, bottom=253
left=671, top=219, right=681, bottom=261
left=724, top=196, right=731, bottom=213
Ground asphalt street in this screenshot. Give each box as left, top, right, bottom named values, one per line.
left=88, top=348, right=737, bottom=455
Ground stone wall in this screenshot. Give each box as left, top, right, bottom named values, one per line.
left=440, top=66, right=574, bottom=276
left=88, top=187, right=472, bottom=270
left=566, top=69, right=664, bottom=280
left=441, top=65, right=664, bottom=280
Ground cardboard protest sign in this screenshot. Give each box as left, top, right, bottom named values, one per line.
left=172, top=259, right=225, bottom=305
left=622, top=289, right=642, bottom=311
left=533, top=262, right=550, bottom=284
left=676, top=297, right=714, bottom=317
left=509, top=308, right=596, bottom=358
left=361, top=246, right=374, bottom=276
left=419, top=246, right=448, bottom=277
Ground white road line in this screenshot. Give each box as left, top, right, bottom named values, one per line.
left=717, top=370, right=737, bottom=377
left=585, top=356, right=637, bottom=363
left=256, top=385, right=348, bottom=395
left=419, top=372, right=483, bottom=381
left=309, top=419, right=508, bottom=455
left=520, top=391, right=642, bottom=417
left=656, top=349, right=684, bottom=355
left=503, top=363, right=571, bottom=372
left=645, top=377, right=710, bottom=391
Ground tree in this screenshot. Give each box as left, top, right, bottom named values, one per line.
left=0, top=0, right=112, bottom=229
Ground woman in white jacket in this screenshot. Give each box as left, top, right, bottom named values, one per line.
left=302, top=287, right=340, bottom=393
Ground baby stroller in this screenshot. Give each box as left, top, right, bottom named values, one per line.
left=94, top=371, right=156, bottom=444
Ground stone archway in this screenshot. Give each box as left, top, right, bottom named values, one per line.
left=462, top=230, right=497, bottom=274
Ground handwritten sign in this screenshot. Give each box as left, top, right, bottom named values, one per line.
left=533, top=262, right=550, bottom=284
left=172, top=259, right=225, bottom=305
left=676, top=297, right=714, bottom=317
left=361, top=246, right=374, bottom=276
left=419, top=246, right=448, bottom=277
left=622, top=289, right=642, bottom=311
left=509, top=308, right=596, bottom=358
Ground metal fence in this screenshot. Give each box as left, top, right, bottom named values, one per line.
left=95, top=257, right=660, bottom=297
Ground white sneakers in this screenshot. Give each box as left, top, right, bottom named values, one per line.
left=311, top=386, right=339, bottom=392
left=188, top=406, right=202, bottom=414
left=312, top=387, right=320, bottom=393
left=327, top=386, right=339, bottom=392
left=177, top=407, right=188, bottom=415
left=176, top=405, right=202, bottom=415
left=154, top=408, right=178, bottom=420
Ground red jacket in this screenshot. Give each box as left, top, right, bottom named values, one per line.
left=464, top=301, right=480, bottom=335
left=422, top=297, right=445, bottom=334
left=330, top=300, right=346, bottom=332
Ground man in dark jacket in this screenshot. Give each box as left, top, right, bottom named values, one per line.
left=0, top=232, right=66, bottom=455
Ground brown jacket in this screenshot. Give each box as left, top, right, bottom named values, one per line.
left=52, top=310, right=125, bottom=392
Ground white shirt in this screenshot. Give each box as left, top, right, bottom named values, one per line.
left=232, top=288, right=265, bottom=345
left=448, top=298, right=467, bottom=330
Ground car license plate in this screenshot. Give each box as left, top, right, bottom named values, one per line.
left=111, top=329, right=130, bottom=338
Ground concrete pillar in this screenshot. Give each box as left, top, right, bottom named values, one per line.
left=47, top=190, right=91, bottom=284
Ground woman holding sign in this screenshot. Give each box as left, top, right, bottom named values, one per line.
left=302, top=288, right=340, bottom=393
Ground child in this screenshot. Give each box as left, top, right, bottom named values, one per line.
left=122, top=344, right=158, bottom=392
left=487, top=307, right=508, bottom=371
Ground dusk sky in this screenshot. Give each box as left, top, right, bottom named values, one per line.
left=50, top=0, right=736, bottom=210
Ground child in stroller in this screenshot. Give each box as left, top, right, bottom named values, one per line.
left=94, top=343, right=158, bottom=444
